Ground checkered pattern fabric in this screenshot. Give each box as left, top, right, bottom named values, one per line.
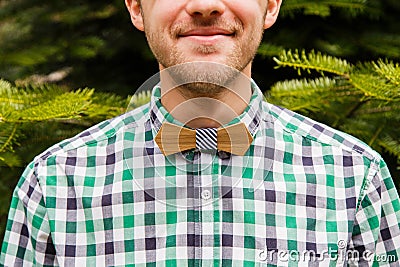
left=1, top=82, right=399, bottom=266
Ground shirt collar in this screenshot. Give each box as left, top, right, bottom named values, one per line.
left=149, top=80, right=263, bottom=138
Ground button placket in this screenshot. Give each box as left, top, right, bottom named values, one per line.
left=191, top=150, right=202, bottom=263
left=198, top=152, right=215, bottom=261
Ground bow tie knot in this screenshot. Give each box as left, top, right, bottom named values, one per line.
left=155, top=122, right=253, bottom=156
left=196, top=128, right=218, bottom=150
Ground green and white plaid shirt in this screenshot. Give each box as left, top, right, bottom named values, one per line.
left=1, top=83, right=399, bottom=266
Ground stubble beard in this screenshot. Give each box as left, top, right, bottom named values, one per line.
left=144, top=17, right=265, bottom=98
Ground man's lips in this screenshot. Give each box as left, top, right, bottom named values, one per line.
left=178, top=28, right=234, bottom=45
left=179, top=28, right=234, bottom=37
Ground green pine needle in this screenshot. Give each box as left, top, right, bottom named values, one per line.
left=273, top=49, right=353, bottom=76
left=0, top=124, right=19, bottom=153
left=269, top=50, right=400, bottom=163
left=126, top=90, right=152, bottom=111
left=372, top=60, right=400, bottom=86
left=0, top=79, right=130, bottom=166
left=281, top=0, right=369, bottom=17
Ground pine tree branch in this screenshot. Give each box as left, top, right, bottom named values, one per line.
left=257, top=43, right=285, bottom=58
left=270, top=50, right=400, bottom=163
left=355, top=105, right=400, bottom=115
left=0, top=152, right=21, bottom=167
left=372, top=60, right=400, bottom=86
left=344, top=100, right=369, bottom=119
left=0, top=124, right=18, bottom=153
left=273, top=50, right=352, bottom=77
left=1, top=89, right=94, bottom=123
left=281, top=0, right=370, bottom=17
left=0, top=80, right=64, bottom=107
left=349, top=73, right=399, bottom=102
left=360, top=34, right=400, bottom=58
left=126, top=90, right=152, bottom=112
left=378, top=136, right=400, bottom=161
left=332, top=99, right=369, bottom=128
left=369, top=124, right=384, bottom=147
left=0, top=79, right=130, bottom=166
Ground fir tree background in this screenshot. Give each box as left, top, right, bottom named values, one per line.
left=0, top=0, right=399, bottom=242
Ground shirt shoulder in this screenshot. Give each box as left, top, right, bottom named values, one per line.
left=264, top=101, right=382, bottom=163
left=34, top=103, right=150, bottom=163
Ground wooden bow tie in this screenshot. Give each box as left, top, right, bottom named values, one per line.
left=155, top=122, right=253, bottom=156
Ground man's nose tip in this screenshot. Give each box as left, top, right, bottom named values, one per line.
left=185, top=0, right=226, bottom=17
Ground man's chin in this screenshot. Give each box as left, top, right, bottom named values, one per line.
left=179, top=82, right=227, bottom=98
left=161, top=61, right=244, bottom=98
left=172, top=56, right=227, bottom=66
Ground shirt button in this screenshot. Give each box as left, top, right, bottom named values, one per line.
left=201, top=190, right=211, bottom=200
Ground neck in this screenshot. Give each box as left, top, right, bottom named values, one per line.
left=159, top=66, right=252, bottom=128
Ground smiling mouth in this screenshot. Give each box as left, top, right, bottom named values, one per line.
left=178, top=28, right=235, bottom=39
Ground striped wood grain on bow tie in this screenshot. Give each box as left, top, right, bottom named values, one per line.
left=155, top=122, right=253, bottom=156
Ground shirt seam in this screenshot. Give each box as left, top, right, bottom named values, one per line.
left=33, top=116, right=141, bottom=165
left=355, top=159, right=380, bottom=214
left=266, top=114, right=379, bottom=163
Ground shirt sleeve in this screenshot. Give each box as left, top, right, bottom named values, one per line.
left=349, top=159, right=400, bottom=266
left=0, top=162, right=58, bottom=266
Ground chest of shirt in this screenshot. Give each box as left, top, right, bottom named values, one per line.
left=40, top=134, right=366, bottom=266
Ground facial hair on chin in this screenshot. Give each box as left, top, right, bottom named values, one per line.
left=145, top=17, right=265, bottom=98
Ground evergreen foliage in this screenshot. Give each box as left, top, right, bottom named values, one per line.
left=268, top=50, right=400, bottom=168
left=1, top=0, right=400, bottom=93
left=0, top=79, right=156, bottom=167
left=280, top=0, right=379, bottom=17
left=0, top=79, right=152, bottom=239
left=0, top=0, right=154, bottom=94
left=259, top=0, right=400, bottom=59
